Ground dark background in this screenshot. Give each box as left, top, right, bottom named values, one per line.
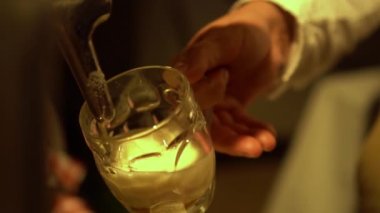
left=60, top=0, right=380, bottom=212
left=0, top=0, right=378, bottom=212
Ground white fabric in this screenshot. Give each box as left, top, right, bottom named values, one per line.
left=263, top=68, right=380, bottom=213
left=230, top=1, right=380, bottom=212
left=233, top=0, right=380, bottom=90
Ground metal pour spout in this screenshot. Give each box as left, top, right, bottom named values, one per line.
left=54, top=0, right=115, bottom=123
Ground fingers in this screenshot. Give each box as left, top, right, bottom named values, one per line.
left=209, top=98, right=276, bottom=157
left=214, top=108, right=276, bottom=152
left=210, top=113, right=264, bottom=158
left=215, top=98, right=276, bottom=135
left=192, top=68, right=229, bottom=109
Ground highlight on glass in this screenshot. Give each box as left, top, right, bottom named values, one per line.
left=79, top=66, right=215, bottom=212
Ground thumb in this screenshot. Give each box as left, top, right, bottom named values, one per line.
left=192, top=68, right=229, bottom=109
left=173, top=28, right=238, bottom=83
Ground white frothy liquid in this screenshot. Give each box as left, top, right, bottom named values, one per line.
left=92, top=127, right=215, bottom=212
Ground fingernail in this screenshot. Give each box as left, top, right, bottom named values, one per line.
left=258, top=132, right=276, bottom=152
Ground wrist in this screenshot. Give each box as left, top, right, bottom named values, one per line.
left=233, top=1, right=297, bottom=96
left=237, top=1, right=296, bottom=58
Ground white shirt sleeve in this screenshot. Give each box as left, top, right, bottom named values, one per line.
left=233, top=0, right=380, bottom=91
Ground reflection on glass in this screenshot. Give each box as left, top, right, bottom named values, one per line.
left=79, top=66, right=215, bottom=212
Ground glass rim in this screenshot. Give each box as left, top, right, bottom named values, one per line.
left=79, top=65, right=190, bottom=142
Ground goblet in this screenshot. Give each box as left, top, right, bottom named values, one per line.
left=79, top=66, right=215, bottom=212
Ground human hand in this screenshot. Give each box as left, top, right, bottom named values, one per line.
left=173, top=1, right=295, bottom=157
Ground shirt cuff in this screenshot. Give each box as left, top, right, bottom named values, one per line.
left=231, top=0, right=304, bottom=99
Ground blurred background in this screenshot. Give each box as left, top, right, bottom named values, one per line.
left=1, top=0, right=379, bottom=212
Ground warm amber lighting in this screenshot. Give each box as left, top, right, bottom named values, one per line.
left=119, top=140, right=200, bottom=172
